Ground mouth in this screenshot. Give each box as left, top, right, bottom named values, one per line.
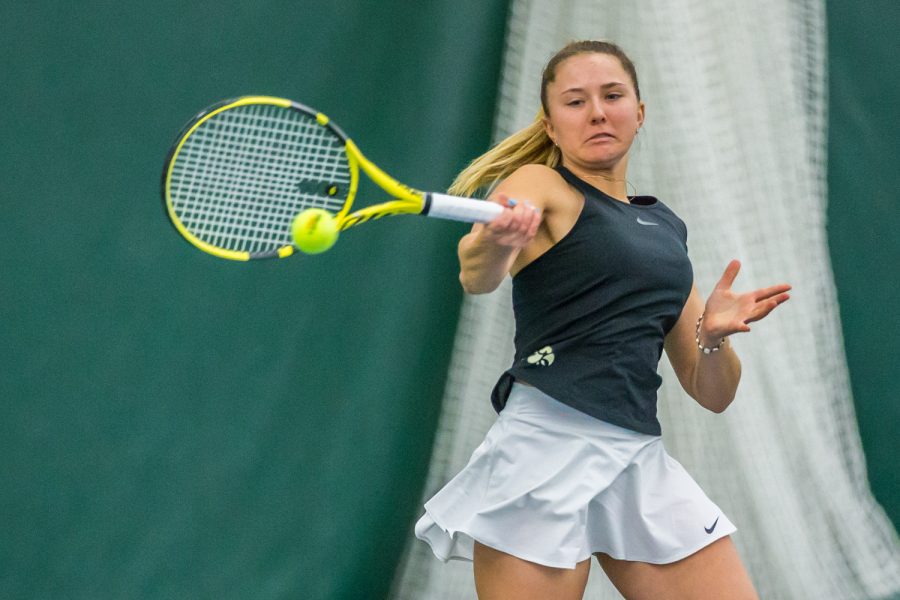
left=586, top=132, right=616, bottom=143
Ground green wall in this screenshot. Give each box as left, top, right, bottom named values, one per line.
left=827, top=0, right=900, bottom=530
left=0, top=2, right=508, bottom=598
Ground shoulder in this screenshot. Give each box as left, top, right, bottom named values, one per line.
left=654, top=199, right=688, bottom=241
left=502, top=163, right=566, bottom=187
left=491, top=164, right=575, bottom=212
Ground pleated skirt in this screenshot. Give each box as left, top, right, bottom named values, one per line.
left=415, top=383, right=735, bottom=569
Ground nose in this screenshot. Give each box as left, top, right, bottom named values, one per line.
left=589, top=98, right=606, bottom=123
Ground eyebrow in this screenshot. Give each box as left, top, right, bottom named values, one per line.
left=560, top=82, right=626, bottom=94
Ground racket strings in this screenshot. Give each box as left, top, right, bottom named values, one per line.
left=169, top=103, right=351, bottom=254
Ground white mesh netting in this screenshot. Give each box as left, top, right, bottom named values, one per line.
left=391, top=1, right=900, bottom=597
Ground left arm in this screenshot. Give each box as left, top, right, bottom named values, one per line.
left=664, top=259, right=791, bottom=413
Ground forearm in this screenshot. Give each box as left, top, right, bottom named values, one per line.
left=455, top=178, right=544, bottom=294
left=691, top=339, right=742, bottom=413
left=458, top=230, right=519, bottom=294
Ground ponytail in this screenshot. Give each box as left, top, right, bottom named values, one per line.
left=447, top=110, right=560, bottom=198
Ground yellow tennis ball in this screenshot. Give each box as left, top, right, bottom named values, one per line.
left=291, top=208, right=339, bottom=254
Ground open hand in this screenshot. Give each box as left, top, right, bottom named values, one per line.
left=700, top=260, right=792, bottom=343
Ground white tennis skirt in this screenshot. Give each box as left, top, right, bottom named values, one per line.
left=415, top=383, right=736, bottom=569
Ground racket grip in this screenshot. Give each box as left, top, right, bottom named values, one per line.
left=424, top=193, right=504, bottom=223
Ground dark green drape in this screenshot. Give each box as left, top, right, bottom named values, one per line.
left=0, top=2, right=508, bottom=598
left=827, top=0, right=900, bottom=530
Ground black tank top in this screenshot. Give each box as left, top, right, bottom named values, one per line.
left=490, top=166, right=694, bottom=435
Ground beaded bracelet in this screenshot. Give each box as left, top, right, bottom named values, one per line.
left=695, top=312, right=727, bottom=354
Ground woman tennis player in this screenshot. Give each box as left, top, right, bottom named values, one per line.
left=414, top=41, right=791, bottom=599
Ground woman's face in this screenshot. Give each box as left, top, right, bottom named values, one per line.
left=543, top=52, right=644, bottom=172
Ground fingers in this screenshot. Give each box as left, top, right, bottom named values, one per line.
left=483, top=196, right=542, bottom=247
left=745, top=293, right=791, bottom=324
left=744, top=285, right=792, bottom=325
left=485, top=196, right=517, bottom=230
left=715, top=259, right=742, bottom=291
left=526, top=203, right=541, bottom=238
left=753, top=283, right=792, bottom=301
left=486, top=199, right=531, bottom=233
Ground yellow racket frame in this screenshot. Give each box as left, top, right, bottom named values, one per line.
left=163, top=96, right=429, bottom=261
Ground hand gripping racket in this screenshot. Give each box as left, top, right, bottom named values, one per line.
left=161, top=95, right=502, bottom=261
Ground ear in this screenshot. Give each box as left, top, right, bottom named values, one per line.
left=542, top=115, right=557, bottom=145
left=636, top=101, right=645, bottom=130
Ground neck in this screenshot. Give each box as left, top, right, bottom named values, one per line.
left=562, top=159, right=631, bottom=203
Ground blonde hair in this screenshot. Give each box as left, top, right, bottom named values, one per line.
left=448, top=40, right=640, bottom=198
left=448, top=109, right=560, bottom=197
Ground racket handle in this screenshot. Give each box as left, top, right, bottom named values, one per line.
left=424, top=193, right=504, bottom=223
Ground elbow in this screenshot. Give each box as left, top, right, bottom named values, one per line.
left=459, top=271, right=478, bottom=294
left=459, top=270, right=498, bottom=295
left=700, top=390, right=737, bottom=414
left=707, top=400, right=732, bottom=414
left=690, top=357, right=741, bottom=414
left=688, top=380, right=736, bottom=413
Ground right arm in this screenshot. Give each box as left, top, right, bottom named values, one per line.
left=457, top=165, right=562, bottom=294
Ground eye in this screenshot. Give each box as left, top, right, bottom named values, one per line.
left=566, top=98, right=584, bottom=106
left=607, top=93, right=623, bottom=100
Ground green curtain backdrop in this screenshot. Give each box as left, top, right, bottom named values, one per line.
left=0, top=2, right=508, bottom=599
left=827, top=0, right=900, bottom=530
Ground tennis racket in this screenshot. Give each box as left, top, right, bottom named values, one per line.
left=161, top=95, right=502, bottom=261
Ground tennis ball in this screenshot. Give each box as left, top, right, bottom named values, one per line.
left=291, top=208, right=339, bottom=254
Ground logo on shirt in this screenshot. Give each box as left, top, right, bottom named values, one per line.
left=636, top=217, right=659, bottom=226
left=526, top=346, right=555, bottom=366
left=705, top=516, right=719, bottom=534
